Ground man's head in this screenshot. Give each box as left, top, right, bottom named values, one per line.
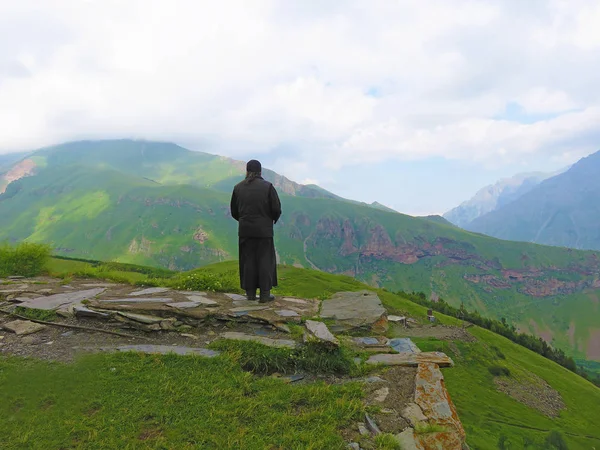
left=246, top=159, right=261, bottom=174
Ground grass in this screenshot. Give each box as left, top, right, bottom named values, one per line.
left=0, top=242, right=51, bottom=277
left=209, top=339, right=362, bottom=376
left=0, top=352, right=364, bottom=450
left=13, top=307, right=57, bottom=322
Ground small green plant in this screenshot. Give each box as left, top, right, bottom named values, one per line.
left=14, top=307, right=57, bottom=322
left=491, top=345, right=506, bottom=360
left=488, top=365, right=511, bottom=377
left=169, top=270, right=240, bottom=292
left=0, top=242, right=51, bottom=277
left=545, top=430, right=569, bottom=449
left=375, top=432, right=402, bottom=449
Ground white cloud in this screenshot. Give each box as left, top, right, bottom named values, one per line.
left=0, top=0, right=599, bottom=177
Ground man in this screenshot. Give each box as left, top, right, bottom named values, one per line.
left=230, top=160, right=282, bottom=302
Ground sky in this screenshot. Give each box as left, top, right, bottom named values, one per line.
left=1, top=0, right=600, bottom=215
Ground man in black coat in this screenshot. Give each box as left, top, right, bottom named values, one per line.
left=230, top=160, right=282, bottom=302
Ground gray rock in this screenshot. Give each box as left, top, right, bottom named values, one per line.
left=365, top=413, right=381, bottom=435
left=394, top=428, right=420, bottom=450
left=74, top=305, right=111, bottom=319
left=106, top=344, right=220, bottom=357
left=283, top=297, right=308, bottom=304
left=304, top=320, right=339, bottom=347
left=225, top=293, right=247, bottom=301
left=167, top=301, right=203, bottom=309
left=353, top=337, right=381, bottom=346
left=187, top=295, right=219, bottom=306
left=358, top=423, right=370, bottom=436
left=402, top=403, right=428, bottom=426
left=373, top=387, right=390, bottom=403
left=7, top=276, right=25, bottom=280
left=129, top=287, right=170, bottom=296
left=61, top=331, right=74, bottom=337
left=366, top=352, right=454, bottom=367
left=347, top=443, right=361, bottom=450
left=117, top=311, right=164, bottom=324
left=276, top=310, right=300, bottom=317
left=18, top=288, right=106, bottom=311
left=180, top=333, right=199, bottom=340
left=273, top=323, right=291, bottom=333
left=99, top=297, right=173, bottom=303
left=389, top=338, right=421, bottom=354
left=2, top=320, right=46, bottom=336
left=21, top=335, right=38, bottom=345
left=388, top=315, right=406, bottom=322
left=228, top=306, right=269, bottom=313
left=320, top=291, right=387, bottom=332
left=363, top=376, right=386, bottom=384
left=221, top=331, right=297, bottom=349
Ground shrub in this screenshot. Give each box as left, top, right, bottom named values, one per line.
left=0, top=242, right=51, bottom=277
left=545, top=431, right=569, bottom=450
left=488, top=365, right=511, bottom=377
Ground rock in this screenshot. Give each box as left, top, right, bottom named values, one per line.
left=401, top=403, right=428, bottom=426
left=389, top=338, right=421, bottom=353
left=363, top=376, right=386, bottom=383
left=303, top=320, right=339, bottom=347
left=129, top=287, right=170, bottom=296
left=283, top=297, right=308, bottom=304
left=276, top=310, right=300, bottom=317
left=364, top=413, right=381, bottom=435
left=7, top=276, right=25, bottom=280
left=160, top=318, right=178, bottom=330
left=388, top=315, right=406, bottom=323
left=188, top=295, right=220, bottom=306
left=273, top=323, right=291, bottom=333
left=415, top=363, right=466, bottom=445
left=180, top=333, right=199, bottom=340
left=18, top=288, right=106, bottom=311
left=74, top=305, right=111, bottom=319
left=100, top=297, right=173, bottom=303
left=221, top=331, right=297, bottom=349
left=353, top=337, right=382, bottom=346
left=366, top=352, right=454, bottom=367
left=358, top=423, right=370, bottom=436
left=105, top=344, right=220, bottom=357
left=283, top=374, right=305, bottom=383
left=417, top=432, right=465, bottom=450
left=395, top=428, right=423, bottom=450
left=320, top=291, right=388, bottom=333
left=2, top=320, right=46, bottom=336
left=373, top=387, right=390, bottom=403
left=117, top=311, right=164, bottom=324
left=347, top=443, right=361, bottom=450
left=61, top=331, right=74, bottom=337
left=228, top=306, right=269, bottom=313
left=82, top=283, right=115, bottom=287
left=225, top=293, right=247, bottom=301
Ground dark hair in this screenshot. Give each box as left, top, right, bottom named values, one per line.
left=244, top=171, right=261, bottom=183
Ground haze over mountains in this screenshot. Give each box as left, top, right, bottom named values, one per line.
left=1, top=139, right=600, bottom=367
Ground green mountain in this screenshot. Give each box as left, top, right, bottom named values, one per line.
left=1, top=140, right=599, bottom=367
left=444, top=170, right=560, bottom=227
left=468, top=150, right=600, bottom=251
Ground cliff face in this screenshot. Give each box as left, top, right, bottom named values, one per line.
left=303, top=216, right=600, bottom=299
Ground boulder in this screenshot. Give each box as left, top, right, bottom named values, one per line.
left=320, top=291, right=387, bottom=333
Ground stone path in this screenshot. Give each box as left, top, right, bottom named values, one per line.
left=0, top=276, right=467, bottom=449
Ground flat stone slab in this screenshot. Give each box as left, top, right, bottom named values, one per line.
left=186, top=295, right=219, bottom=306
left=388, top=315, right=406, bottom=322
left=304, top=320, right=339, bottom=347
left=225, top=293, right=247, bottom=301
left=402, top=403, right=428, bottom=426
left=99, top=297, right=173, bottom=303
left=221, top=331, right=297, bottom=349
left=276, top=309, right=300, bottom=317
left=389, top=338, right=421, bottom=353
left=129, top=287, right=171, bottom=296
left=2, top=320, right=46, bottom=336
left=105, top=345, right=220, bottom=357
left=320, top=291, right=387, bottom=332
left=117, top=311, right=164, bottom=324
left=81, top=283, right=116, bottom=287
left=229, top=306, right=269, bottom=313
left=366, top=352, right=454, bottom=367
left=74, top=305, right=111, bottom=319
left=353, top=337, right=383, bottom=346
left=283, top=297, right=308, bottom=304
left=18, top=288, right=106, bottom=311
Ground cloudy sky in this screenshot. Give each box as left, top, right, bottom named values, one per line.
left=1, top=0, right=600, bottom=215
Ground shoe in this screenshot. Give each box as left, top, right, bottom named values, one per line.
left=259, top=290, right=275, bottom=303
left=246, top=290, right=257, bottom=301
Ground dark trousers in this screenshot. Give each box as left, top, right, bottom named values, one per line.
left=238, top=237, right=278, bottom=292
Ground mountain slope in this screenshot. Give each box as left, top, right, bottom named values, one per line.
left=444, top=170, right=560, bottom=227
left=1, top=141, right=599, bottom=365
left=468, top=150, right=600, bottom=251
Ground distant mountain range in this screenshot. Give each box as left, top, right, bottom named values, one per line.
left=466, top=150, right=600, bottom=251
left=444, top=170, right=564, bottom=228
left=1, top=139, right=599, bottom=364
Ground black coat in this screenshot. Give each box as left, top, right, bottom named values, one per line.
left=230, top=177, right=282, bottom=238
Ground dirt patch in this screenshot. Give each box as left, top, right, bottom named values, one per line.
left=494, top=372, right=565, bottom=418
left=365, top=366, right=416, bottom=433
left=529, top=319, right=553, bottom=344
left=392, top=324, right=476, bottom=342
left=586, top=329, right=600, bottom=360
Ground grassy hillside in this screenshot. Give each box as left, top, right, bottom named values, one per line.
left=1, top=141, right=600, bottom=366
left=32, top=258, right=600, bottom=449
